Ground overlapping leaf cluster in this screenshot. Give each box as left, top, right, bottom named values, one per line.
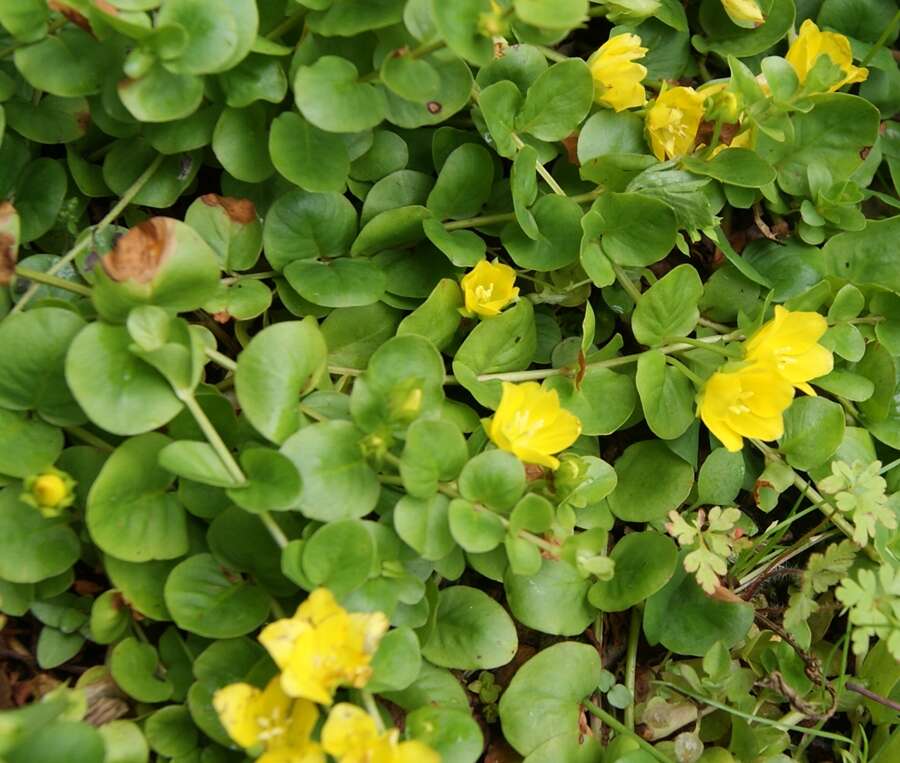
left=1, top=2, right=900, bottom=763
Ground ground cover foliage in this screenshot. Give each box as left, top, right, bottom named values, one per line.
left=0, top=0, right=899, bottom=761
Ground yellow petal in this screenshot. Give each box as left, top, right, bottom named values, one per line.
left=786, top=19, right=868, bottom=91
left=321, top=704, right=381, bottom=757
left=645, top=86, right=706, bottom=160
left=213, top=683, right=261, bottom=749
left=259, top=617, right=309, bottom=670
left=590, top=34, right=648, bottom=112
left=722, top=0, right=765, bottom=27
left=461, top=260, right=518, bottom=318
left=395, top=740, right=442, bottom=763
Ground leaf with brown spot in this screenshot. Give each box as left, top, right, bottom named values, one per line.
left=101, top=218, right=175, bottom=284
left=200, top=194, right=257, bottom=224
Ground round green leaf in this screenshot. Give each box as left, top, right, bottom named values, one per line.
left=0, top=488, right=80, bottom=584
left=145, top=705, right=198, bottom=758
left=0, top=307, right=85, bottom=425
left=119, top=63, right=205, bottom=123
left=514, top=59, right=593, bottom=141
left=632, top=264, right=703, bottom=346
left=779, top=396, right=845, bottom=470
left=14, top=28, right=106, bottom=97
left=302, top=519, right=376, bottom=597
left=294, top=56, right=388, bottom=133
left=458, top=450, right=526, bottom=513
left=226, top=448, right=302, bottom=513
left=235, top=319, right=327, bottom=444
left=213, top=105, right=275, bottom=183
left=394, top=494, right=456, bottom=560
left=157, top=0, right=257, bottom=74
left=406, top=705, right=483, bottom=763
left=498, top=641, right=603, bottom=756
left=66, top=322, right=183, bottom=436
left=283, top=258, right=387, bottom=308
left=502, top=194, right=582, bottom=272
left=269, top=112, right=350, bottom=192
left=0, top=409, right=63, bottom=478
left=608, top=440, right=694, bottom=522
left=262, top=189, right=358, bottom=270
left=422, top=585, right=518, bottom=670
left=87, top=434, right=188, bottom=563
left=504, top=558, right=595, bottom=636
left=643, top=555, right=754, bottom=656
left=15, top=158, right=68, bottom=243
left=280, top=420, right=381, bottom=521
left=109, top=637, right=174, bottom=703
left=164, top=553, right=271, bottom=638
left=588, top=531, right=678, bottom=612
left=6, top=721, right=105, bottom=763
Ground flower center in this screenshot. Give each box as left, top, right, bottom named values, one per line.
left=257, top=708, right=287, bottom=743
left=506, top=410, right=546, bottom=441
left=475, top=283, right=495, bottom=302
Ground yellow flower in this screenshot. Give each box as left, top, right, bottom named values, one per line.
left=786, top=19, right=868, bottom=92
left=646, top=86, right=707, bottom=161
left=21, top=469, right=76, bottom=518
left=460, top=260, right=519, bottom=318
left=487, top=381, right=582, bottom=470
left=698, top=363, right=795, bottom=453
left=321, top=703, right=440, bottom=763
left=722, top=0, right=765, bottom=28
left=258, top=588, right=389, bottom=705
left=213, top=677, right=324, bottom=763
left=588, top=34, right=648, bottom=112
left=744, top=306, right=833, bottom=395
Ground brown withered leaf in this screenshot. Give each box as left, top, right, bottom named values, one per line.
left=0, top=202, right=17, bottom=286
left=101, top=217, right=175, bottom=284
left=201, top=194, right=257, bottom=224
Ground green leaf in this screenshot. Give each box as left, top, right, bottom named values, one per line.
left=0, top=410, right=63, bottom=478
left=422, top=585, right=518, bottom=670
left=235, top=319, right=327, bottom=444
left=459, top=450, right=526, bottom=513
left=449, top=499, right=506, bottom=553
left=225, top=448, right=302, bottom=513
left=503, top=194, right=583, bottom=271
left=269, top=112, right=350, bottom=193
left=824, top=216, right=900, bottom=294
left=351, top=205, right=431, bottom=256
left=681, top=148, right=776, bottom=188
left=306, top=0, right=406, bottom=35
left=644, top=554, right=754, bottom=656
left=498, top=642, right=603, bottom=756
left=66, top=322, right=182, bottom=436
left=157, top=0, right=257, bottom=74
left=294, top=56, right=387, bottom=132
left=632, top=264, right=703, bottom=346
left=14, top=28, right=106, bottom=97
left=0, top=0, right=48, bottom=42
left=779, top=397, right=845, bottom=470
left=263, top=189, right=358, bottom=270
left=636, top=350, right=696, bottom=440
left=284, top=258, right=387, bottom=307
left=515, top=59, right=594, bottom=141
left=0, top=307, right=85, bottom=426
left=395, top=494, right=456, bottom=560
left=584, top=191, right=677, bottom=267
left=381, top=52, right=441, bottom=102
left=368, top=626, right=423, bottom=693
left=164, top=553, right=270, bottom=638
left=118, top=64, right=205, bottom=123
left=406, top=706, right=483, bottom=763
left=322, top=303, right=403, bottom=367
left=455, top=299, right=537, bottom=374
left=514, top=0, right=587, bottom=29
left=86, top=434, right=188, bottom=563
left=5, top=722, right=105, bottom=763
left=382, top=51, right=474, bottom=129
left=697, top=447, right=745, bottom=505
left=431, top=0, right=494, bottom=66
left=213, top=105, right=275, bottom=183
left=302, top=519, right=375, bottom=597
left=15, top=158, right=68, bottom=243
left=427, top=143, right=494, bottom=220
left=505, top=559, right=595, bottom=636
left=608, top=440, right=694, bottom=522
left=0, top=488, right=80, bottom=584
left=696, top=0, right=795, bottom=58
left=158, top=441, right=241, bottom=488
left=478, top=80, right=523, bottom=158
left=184, top=194, right=262, bottom=272
left=397, top=277, right=464, bottom=348
left=546, top=368, right=636, bottom=436
left=351, top=130, right=408, bottom=182
left=109, top=637, right=174, bottom=703
left=145, top=705, right=198, bottom=758
left=588, top=531, right=678, bottom=612
left=400, top=418, right=469, bottom=498
left=280, top=421, right=380, bottom=521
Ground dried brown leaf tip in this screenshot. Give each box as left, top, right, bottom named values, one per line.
left=200, top=194, right=257, bottom=224
left=101, top=217, right=175, bottom=284
left=0, top=202, right=18, bottom=286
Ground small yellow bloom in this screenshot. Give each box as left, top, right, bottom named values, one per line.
left=646, top=86, right=707, bottom=161
left=721, top=0, right=765, bottom=28
left=698, top=363, right=795, bottom=453
left=460, top=260, right=519, bottom=318
left=213, top=677, right=324, bottom=763
left=21, top=469, right=76, bottom=518
left=258, top=588, right=389, bottom=705
left=744, top=306, right=833, bottom=395
left=588, top=34, right=648, bottom=112
left=487, top=381, right=582, bottom=470
left=321, top=703, right=440, bottom=763
left=786, top=19, right=868, bottom=92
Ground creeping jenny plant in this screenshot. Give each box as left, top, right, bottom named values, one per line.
left=1, top=1, right=900, bottom=762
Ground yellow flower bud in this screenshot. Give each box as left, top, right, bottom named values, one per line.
left=786, top=19, right=868, bottom=93
left=460, top=260, right=519, bottom=318
left=487, top=382, right=582, bottom=470
left=645, top=85, right=707, bottom=161
left=22, top=469, right=76, bottom=518
left=588, top=33, right=648, bottom=112
left=721, top=0, right=765, bottom=29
